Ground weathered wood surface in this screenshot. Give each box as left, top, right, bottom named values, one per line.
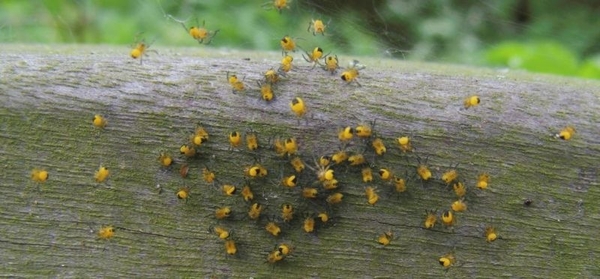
left=1, top=44, right=599, bottom=278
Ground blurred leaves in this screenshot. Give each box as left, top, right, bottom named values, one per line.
left=0, top=0, right=599, bottom=79
left=485, top=41, right=579, bottom=76
left=578, top=55, right=600, bottom=79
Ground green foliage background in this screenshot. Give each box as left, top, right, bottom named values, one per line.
left=1, top=0, right=599, bottom=79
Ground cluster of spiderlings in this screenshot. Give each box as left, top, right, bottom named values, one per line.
left=137, top=38, right=566, bottom=275
left=292, top=116, right=511, bottom=269
left=150, top=121, right=355, bottom=261
left=112, top=3, right=580, bottom=270
left=297, top=119, right=505, bottom=267
left=13, top=2, right=585, bottom=274
left=408, top=155, right=505, bottom=270
left=162, top=124, right=219, bottom=200
left=227, top=43, right=361, bottom=105
left=144, top=84, right=515, bottom=272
